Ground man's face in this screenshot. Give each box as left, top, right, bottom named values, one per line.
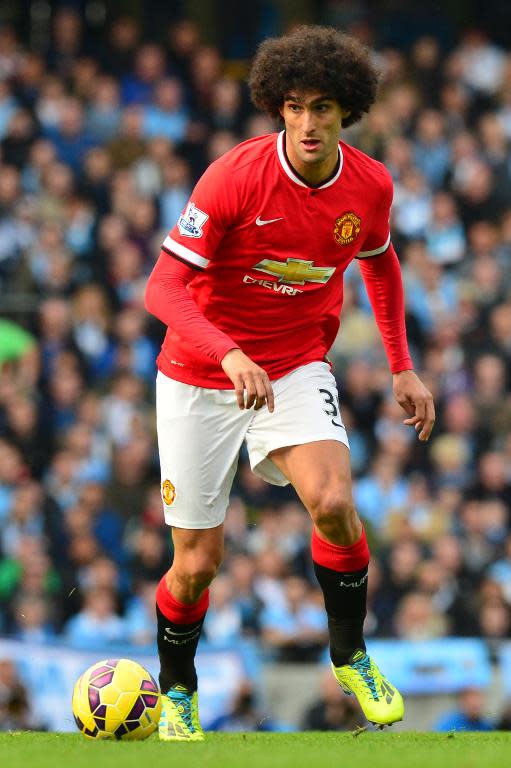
left=280, top=91, right=349, bottom=169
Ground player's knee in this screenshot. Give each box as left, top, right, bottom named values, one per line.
left=309, top=490, right=357, bottom=540
left=190, top=567, right=218, bottom=594
left=175, top=554, right=222, bottom=598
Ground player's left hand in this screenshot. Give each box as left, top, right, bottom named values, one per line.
left=392, top=369, right=435, bottom=442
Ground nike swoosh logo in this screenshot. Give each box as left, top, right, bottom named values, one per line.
left=256, top=216, right=284, bottom=226
left=165, top=627, right=200, bottom=637
left=164, top=626, right=201, bottom=645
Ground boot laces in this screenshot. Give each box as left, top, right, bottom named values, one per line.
left=352, top=655, right=379, bottom=701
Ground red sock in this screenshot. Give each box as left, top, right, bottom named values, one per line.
left=156, top=577, right=209, bottom=624
left=311, top=526, right=370, bottom=572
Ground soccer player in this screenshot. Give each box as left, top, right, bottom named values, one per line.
left=145, top=26, right=435, bottom=740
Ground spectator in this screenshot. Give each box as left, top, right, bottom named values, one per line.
left=301, top=670, right=365, bottom=731
left=127, top=526, right=171, bottom=583
left=203, top=574, right=243, bottom=646
left=393, top=592, right=449, bottom=640
left=413, top=110, right=450, bottom=189
left=456, top=30, right=505, bottom=95
left=227, top=553, right=263, bottom=636
left=208, top=680, right=286, bottom=732
left=434, top=688, right=493, bottom=731
left=44, top=97, right=96, bottom=172
left=0, top=80, right=18, bottom=139
left=125, top=580, right=158, bottom=646
left=354, top=453, right=409, bottom=532
left=107, top=106, right=146, bottom=169
left=86, top=76, right=122, bottom=143
left=141, top=77, right=189, bottom=142
left=488, top=535, right=511, bottom=603
left=159, top=155, right=192, bottom=232
left=393, top=168, right=432, bottom=239
left=12, top=593, right=55, bottom=642
left=121, top=43, right=166, bottom=106
left=261, top=576, right=327, bottom=662
left=64, top=587, right=126, bottom=648
left=0, top=659, right=40, bottom=731
left=496, top=700, right=511, bottom=730
left=426, top=192, right=466, bottom=266
left=0, top=319, right=38, bottom=385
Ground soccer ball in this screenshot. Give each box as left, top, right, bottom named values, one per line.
left=72, top=658, right=161, bottom=740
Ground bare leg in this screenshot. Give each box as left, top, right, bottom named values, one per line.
left=166, top=524, right=224, bottom=602
left=270, top=440, right=362, bottom=544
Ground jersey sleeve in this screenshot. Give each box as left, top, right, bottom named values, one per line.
left=161, top=160, right=239, bottom=270
left=357, top=170, right=393, bottom=259
left=357, top=243, right=413, bottom=373
left=145, top=250, right=239, bottom=362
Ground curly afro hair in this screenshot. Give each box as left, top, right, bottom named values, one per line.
left=249, top=25, right=379, bottom=128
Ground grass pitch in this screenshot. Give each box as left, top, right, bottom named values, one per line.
left=2, top=731, right=511, bottom=768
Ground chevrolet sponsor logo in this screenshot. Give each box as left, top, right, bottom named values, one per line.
left=243, top=275, right=303, bottom=295
left=253, top=258, right=336, bottom=286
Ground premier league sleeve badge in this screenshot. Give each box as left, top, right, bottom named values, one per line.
left=177, top=201, right=209, bottom=238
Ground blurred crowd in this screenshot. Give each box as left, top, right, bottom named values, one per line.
left=0, top=2, right=511, bottom=724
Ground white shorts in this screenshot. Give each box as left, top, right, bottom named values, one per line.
left=156, top=361, right=349, bottom=529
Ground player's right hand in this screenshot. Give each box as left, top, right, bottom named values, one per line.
left=221, top=348, right=275, bottom=412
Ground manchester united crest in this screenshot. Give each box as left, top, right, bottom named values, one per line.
left=333, top=212, right=361, bottom=246
left=162, top=479, right=176, bottom=506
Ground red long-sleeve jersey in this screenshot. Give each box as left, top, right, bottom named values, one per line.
left=145, top=131, right=413, bottom=387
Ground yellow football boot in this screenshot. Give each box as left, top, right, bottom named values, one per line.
left=158, top=684, right=205, bottom=742
left=332, top=649, right=404, bottom=727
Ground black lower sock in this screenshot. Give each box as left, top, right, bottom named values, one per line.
left=156, top=604, right=204, bottom=692
left=313, top=562, right=368, bottom=666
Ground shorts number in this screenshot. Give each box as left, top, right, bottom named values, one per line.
left=319, top=388, right=343, bottom=428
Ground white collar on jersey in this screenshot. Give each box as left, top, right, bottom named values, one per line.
left=276, top=130, right=344, bottom=189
